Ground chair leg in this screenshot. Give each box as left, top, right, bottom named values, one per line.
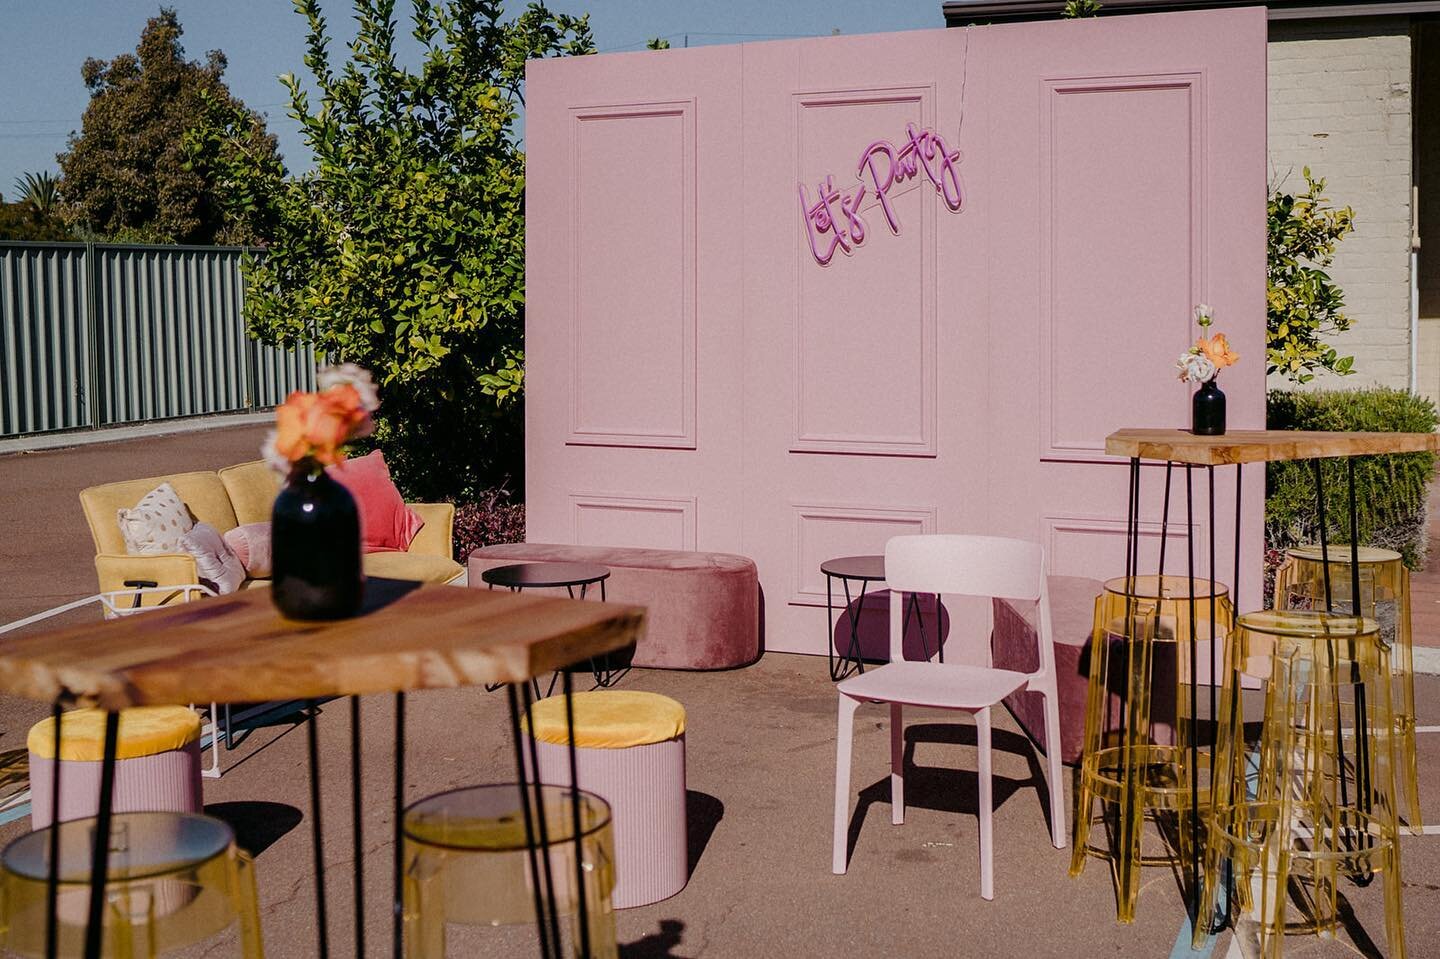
left=890, top=702, right=904, bottom=825
left=833, top=695, right=861, bottom=874
left=1040, top=687, right=1066, bottom=849
left=977, top=705, right=994, bottom=900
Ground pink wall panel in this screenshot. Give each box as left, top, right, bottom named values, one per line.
left=792, top=89, right=936, bottom=456
left=569, top=104, right=695, bottom=448
left=525, top=9, right=1269, bottom=654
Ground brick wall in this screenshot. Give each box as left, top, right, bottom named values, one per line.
left=1267, top=18, right=1414, bottom=392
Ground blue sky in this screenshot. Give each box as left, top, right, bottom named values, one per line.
left=0, top=0, right=946, bottom=197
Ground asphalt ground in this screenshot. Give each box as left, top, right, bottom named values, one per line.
left=0, top=425, right=1438, bottom=958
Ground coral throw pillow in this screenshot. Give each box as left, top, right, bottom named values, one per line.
left=223, top=522, right=273, bottom=578
left=326, top=451, right=425, bottom=553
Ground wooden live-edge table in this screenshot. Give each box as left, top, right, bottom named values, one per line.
left=0, top=576, right=646, bottom=959
left=1098, top=429, right=1440, bottom=934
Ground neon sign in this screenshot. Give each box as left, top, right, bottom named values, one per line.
left=799, top=123, right=965, bottom=266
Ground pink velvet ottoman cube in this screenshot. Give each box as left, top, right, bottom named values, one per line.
left=992, top=574, right=1103, bottom=766
left=468, top=544, right=759, bottom=669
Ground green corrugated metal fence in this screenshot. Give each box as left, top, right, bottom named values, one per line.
left=0, top=241, right=314, bottom=437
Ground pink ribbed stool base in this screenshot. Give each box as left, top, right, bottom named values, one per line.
left=29, top=739, right=204, bottom=829
left=534, top=734, right=688, bottom=908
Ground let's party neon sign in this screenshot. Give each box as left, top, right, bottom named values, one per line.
left=799, top=123, right=965, bottom=266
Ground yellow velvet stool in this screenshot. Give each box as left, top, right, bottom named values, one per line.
left=28, top=707, right=203, bottom=829
left=525, top=692, right=688, bottom=908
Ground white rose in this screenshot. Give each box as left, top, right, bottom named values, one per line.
left=1193, top=303, right=1214, bottom=327
left=1176, top=352, right=1217, bottom=384
left=260, top=430, right=290, bottom=475
left=317, top=362, right=380, bottom=413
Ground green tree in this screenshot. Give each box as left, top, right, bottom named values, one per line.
left=1062, top=0, right=1102, bottom=16
left=1267, top=168, right=1356, bottom=384
left=58, top=8, right=280, bottom=244
left=0, top=198, right=72, bottom=241
left=187, top=0, right=593, bottom=501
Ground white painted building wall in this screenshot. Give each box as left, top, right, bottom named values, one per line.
left=1265, top=18, right=1414, bottom=392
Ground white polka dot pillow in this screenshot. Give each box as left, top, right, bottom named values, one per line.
left=117, top=482, right=195, bottom=554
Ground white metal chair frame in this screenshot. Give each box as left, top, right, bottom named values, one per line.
left=0, top=585, right=276, bottom=780
left=832, top=534, right=1067, bottom=900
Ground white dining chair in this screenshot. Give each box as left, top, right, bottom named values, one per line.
left=831, top=534, right=1067, bottom=899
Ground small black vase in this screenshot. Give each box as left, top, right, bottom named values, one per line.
left=271, top=463, right=363, bottom=620
left=1192, top=379, right=1226, bottom=436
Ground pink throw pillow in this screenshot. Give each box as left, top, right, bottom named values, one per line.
left=223, top=523, right=273, bottom=578
left=327, top=450, right=425, bottom=553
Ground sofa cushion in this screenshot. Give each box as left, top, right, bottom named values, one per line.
left=83, top=472, right=238, bottom=555
left=117, top=481, right=195, bottom=555
left=217, top=461, right=281, bottom=526
left=223, top=522, right=273, bottom=578
left=362, top=551, right=464, bottom=584
left=328, top=451, right=425, bottom=553
left=179, top=522, right=245, bottom=595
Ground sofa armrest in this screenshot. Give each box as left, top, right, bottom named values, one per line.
left=95, top=553, right=201, bottom=608
left=407, top=503, right=455, bottom=559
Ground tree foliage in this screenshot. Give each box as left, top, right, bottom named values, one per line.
left=58, top=8, right=279, bottom=244
left=0, top=199, right=71, bottom=241
left=1267, top=168, right=1356, bottom=384
left=1062, top=0, right=1102, bottom=17
left=187, top=0, right=593, bottom=501
left=13, top=172, right=61, bottom=220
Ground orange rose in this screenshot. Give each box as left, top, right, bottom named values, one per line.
left=1196, top=333, right=1239, bottom=370
left=273, top=386, right=370, bottom=466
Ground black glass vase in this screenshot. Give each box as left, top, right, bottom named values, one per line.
left=1191, top=378, right=1226, bottom=436
left=271, top=462, right=363, bottom=620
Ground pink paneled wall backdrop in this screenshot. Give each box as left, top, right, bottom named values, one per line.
left=524, top=8, right=1268, bottom=654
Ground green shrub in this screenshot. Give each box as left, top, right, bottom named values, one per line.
left=1266, top=388, right=1437, bottom=570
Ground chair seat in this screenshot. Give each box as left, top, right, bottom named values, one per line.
left=837, top=661, right=1029, bottom=710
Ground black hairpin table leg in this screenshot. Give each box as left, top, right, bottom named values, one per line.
left=507, top=685, right=554, bottom=959
left=392, top=692, right=406, bottom=959
left=308, top=702, right=330, bottom=959
left=82, top=709, right=120, bottom=959
left=45, top=701, right=62, bottom=959
left=562, top=671, right=592, bottom=958
left=522, top=685, right=564, bottom=955
left=351, top=697, right=365, bottom=959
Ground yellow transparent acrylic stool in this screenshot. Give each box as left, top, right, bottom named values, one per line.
left=402, top=783, right=617, bottom=959
left=1275, top=544, right=1421, bottom=832
left=1200, top=610, right=1404, bottom=958
left=1071, top=574, right=1233, bottom=923
left=0, top=811, right=262, bottom=958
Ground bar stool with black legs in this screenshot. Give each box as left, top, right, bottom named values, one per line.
left=1275, top=544, right=1422, bottom=832
left=1199, top=609, right=1405, bottom=958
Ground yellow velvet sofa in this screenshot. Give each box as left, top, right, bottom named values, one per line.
left=81, top=460, right=463, bottom=604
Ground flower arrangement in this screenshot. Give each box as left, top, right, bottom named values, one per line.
left=262, top=364, right=380, bottom=473
left=1176, top=304, right=1239, bottom=384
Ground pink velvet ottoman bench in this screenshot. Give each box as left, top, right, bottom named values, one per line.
left=991, top=574, right=1103, bottom=766
left=468, top=544, right=760, bottom=669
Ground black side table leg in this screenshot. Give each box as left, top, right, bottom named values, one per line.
left=562, top=671, right=593, bottom=958
left=82, top=709, right=120, bottom=959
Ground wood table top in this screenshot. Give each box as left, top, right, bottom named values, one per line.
left=0, top=579, right=647, bottom=710
left=1105, top=429, right=1440, bottom=466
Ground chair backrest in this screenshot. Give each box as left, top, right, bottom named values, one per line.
left=884, top=534, right=1055, bottom=681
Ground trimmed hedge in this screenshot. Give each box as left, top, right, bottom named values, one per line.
left=1266, top=387, right=1437, bottom=570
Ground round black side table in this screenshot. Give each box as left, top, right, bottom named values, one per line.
left=481, top=562, right=630, bottom=691
left=821, top=555, right=937, bottom=682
